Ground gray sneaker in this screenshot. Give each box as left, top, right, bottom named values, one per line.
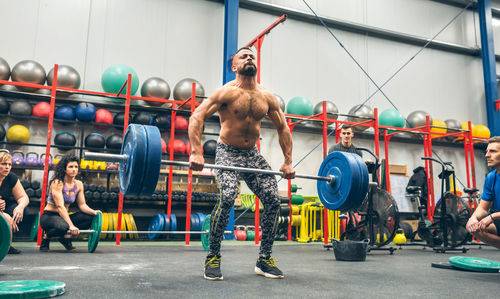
left=255, top=256, right=284, bottom=279
left=204, top=255, right=223, bottom=280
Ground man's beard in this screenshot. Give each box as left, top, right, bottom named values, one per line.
left=238, top=64, right=257, bottom=76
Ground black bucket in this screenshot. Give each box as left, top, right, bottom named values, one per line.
left=332, top=239, right=369, bottom=261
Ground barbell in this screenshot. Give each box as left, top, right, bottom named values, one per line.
left=84, top=124, right=370, bottom=211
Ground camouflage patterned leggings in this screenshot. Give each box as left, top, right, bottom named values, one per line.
left=209, top=143, right=280, bottom=257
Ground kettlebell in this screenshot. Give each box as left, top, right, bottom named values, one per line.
left=53, top=154, right=63, bottom=165
left=235, top=225, right=247, bottom=241
left=80, top=159, right=93, bottom=169
left=94, top=161, right=106, bottom=170
left=393, top=228, right=407, bottom=244
left=246, top=226, right=256, bottom=241
left=39, top=153, right=53, bottom=167
left=24, top=152, right=39, bottom=166
left=11, top=151, right=24, bottom=166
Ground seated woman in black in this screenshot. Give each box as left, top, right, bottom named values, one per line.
left=40, top=155, right=100, bottom=251
left=0, top=150, right=30, bottom=254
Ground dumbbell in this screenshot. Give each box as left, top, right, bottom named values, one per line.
left=101, top=192, right=110, bottom=200
left=92, top=191, right=101, bottom=200
left=21, top=179, right=30, bottom=189
left=30, top=181, right=41, bottom=189
left=83, top=182, right=88, bottom=191
left=110, top=186, right=119, bottom=193
left=152, top=193, right=158, bottom=201
left=97, top=185, right=106, bottom=193
left=85, top=190, right=93, bottom=199
left=25, top=188, right=35, bottom=197
left=88, top=184, right=97, bottom=192
left=110, top=192, right=118, bottom=200
left=35, top=189, right=42, bottom=198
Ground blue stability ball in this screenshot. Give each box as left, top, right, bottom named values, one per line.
left=101, top=64, right=139, bottom=95
left=76, top=102, right=96, bottom=122
left=55, top=105, right=76, bottom=120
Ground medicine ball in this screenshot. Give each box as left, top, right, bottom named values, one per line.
left=76, top=102, right=96, bottom=122
left=113, top=112, right=126, bottom=127
left=203, top=140, right=217, bottom=156
left=95, top=108, right=113, bottom=128
left=55, top=105, right=76, bottom=121
left=167, top=139, right=185, bottom=154
left=106, top=134, right=123, bottom=149
left=161, top=138, right=167, bottom=153
left=153, top=114, right=171, bottom=130
left=174, top=116, right=188, bottom=130
left=0, top=123, right=5, bottom=141
left=7, top=125, right=30, bottom=143
left=32, top=101, right=51, bottom=118
left=54, top=131, right=76, bottom=150
left=132, top=111, right=153, bottom=125
left=10, top=100, right=32, bottom=116
left=0, top=96, right=9, bottom=114
left=85, top=133, right=105, bottom=149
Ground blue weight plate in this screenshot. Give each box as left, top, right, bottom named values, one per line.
left=119, top=125, right=148, bottom=195
left=317, top=152, right=356, bottom=210
left=190, top=214, right=199, bottom=232
left=170, top=213, right=177, bottom=231
left=197, top=213, right=206, bottom=231
left=147, top=214, right=164, bottom=239
left=140, top=126, right=162, bottom=196
left=162, top=213, right=171, bottom=232
left=342, top=153, right=369, bottom=211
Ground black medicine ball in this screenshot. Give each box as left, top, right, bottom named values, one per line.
left=132, top=111, right=153, bottom=125
left=203, top=140, right=217, bottom=156
left=0, top=96, right=9, bottom=114
left=0, top=123, right=5, bottom=141
left=153, top=114, right=171, bottom=130
left=10, top=100, right=32, bottom=116
left=54, top=131, right=76, bottom=150
left=113, top=112, right=126, bottom=127
left=106, top=134, right=123, bottom=149
left=85, top=133, right=106, bottom=148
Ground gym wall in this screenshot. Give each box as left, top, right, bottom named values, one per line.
left=0, top=0, right=492, bottom=197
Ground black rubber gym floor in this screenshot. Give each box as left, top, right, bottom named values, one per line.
left=1, top=241, right=499, bottom=298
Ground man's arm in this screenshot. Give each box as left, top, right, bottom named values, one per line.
left=188, top=88, right=224, bottom=170
left=467, top=199, right=492, bottom=233
left=267, top=93, right=295, bottom=179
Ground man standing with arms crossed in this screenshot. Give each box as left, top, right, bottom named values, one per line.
left=189, top=47, right=295, bottom=280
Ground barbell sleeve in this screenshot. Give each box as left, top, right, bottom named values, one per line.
left=84, top=152, right=333, bottom=183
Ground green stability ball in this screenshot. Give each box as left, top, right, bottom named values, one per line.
left=101, top=64, right=139, bottom=95
left=379, top=108, right=405, bottom=130
left=286, top=96, right=313, bottom=122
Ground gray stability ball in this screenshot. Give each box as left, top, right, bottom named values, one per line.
left=407, top=110, right=432, bottom=128
left=173, top=78, right=205, bottom=110
left=445, top=119, right=461, bottom=141
left=141, top=77, right=171, bottom=107
left=274, top=94, right=286, bottom=112
left=11, top=60, right=47, bottom=92
left=47, top=65, right=81, bottom=90
left=348, top=104, right=374, bottom=131
left=0, top=57, right=10, bottom=81
left=313, top=101, right=338, bottom=127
